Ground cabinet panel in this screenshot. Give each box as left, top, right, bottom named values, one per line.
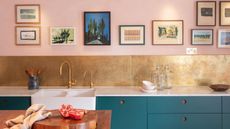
left=223, top=97, right=230, bottom=113
left=148, top=96, right=221, bottom=113
left=148, top=114, right=221, bottom=129
left=96, top=97, right=147, bottom=129
left=0, top=97, right=31, bottom=110
left=223, top=114, right=230, bottom=129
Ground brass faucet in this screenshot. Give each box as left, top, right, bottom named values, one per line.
left=59, top=61, right=76, bottom=88
left=83, top=71, right=94, bottom=88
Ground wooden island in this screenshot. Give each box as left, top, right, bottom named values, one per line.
left=0, top=110, right=111, bottom=129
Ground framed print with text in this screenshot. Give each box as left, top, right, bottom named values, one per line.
left=15, top=26, right=40, bottom=45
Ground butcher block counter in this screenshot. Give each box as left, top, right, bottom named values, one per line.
left=0, top=110, right=111, bottom=129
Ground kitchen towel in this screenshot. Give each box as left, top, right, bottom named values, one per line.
left=4, top=104, right=51, bottom=129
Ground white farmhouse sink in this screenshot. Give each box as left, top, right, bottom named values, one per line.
left=31, top=88, right=96, bottom=110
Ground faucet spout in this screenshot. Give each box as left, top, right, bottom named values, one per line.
left=59, top=61, right=76, bottom=88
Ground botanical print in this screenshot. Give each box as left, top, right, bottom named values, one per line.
left=84, top=12, right=110, bottom=45
left=153, top=20, right=183, bottom=45
left=50, top=27, right=76, bottom=45
left=192, top=30, right=212, bottom=45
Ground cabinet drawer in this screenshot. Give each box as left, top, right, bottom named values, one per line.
left=223, top=114, right=230, bottom=129
left=96, top=97, right=147, bottom=129
left=223, top=97, right=230, bottom=113
left=148, top=97, right=221, bottom=113
left=0, top=97, right=31, bottom=110
left=148, top=114, right=221, bottom=129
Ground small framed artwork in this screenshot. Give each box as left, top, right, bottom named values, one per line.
left=196, top=1, right=216, bottom=26
left=15, top=4, right=40, bottom=24
left=15, top=26, right=40, bottom=45
left=119, top=25, right=145, bottom=45
left=152, top=20, right=183, bottom=45
left=84, top=11, right=111, bottom=45
left=218, top=29, right=230, bottom=48
left=191, top=29, right=213, bottom=45
left=220, top=1, right=230, bottom=26
left=50, top=27, right=76, bottom=45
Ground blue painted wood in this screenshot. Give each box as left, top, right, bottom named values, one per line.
left=96, top=96, right=147, bottom=129
left=148, top=96, right=221, bottom=113
left=0, top=97, right=31, bottom=110
left=223, top=114, right=230, bottom=129
left=148, top=114, right=221, bottom=129
left=223, top=97, right=230, bottom=113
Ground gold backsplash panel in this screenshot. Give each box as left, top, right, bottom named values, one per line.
left=0, top=55, right=229, bottom=87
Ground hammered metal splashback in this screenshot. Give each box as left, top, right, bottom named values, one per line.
left=0, top=55, right=229, bottom=87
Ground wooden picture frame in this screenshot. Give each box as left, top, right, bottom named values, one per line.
left=218, top=29, right=230, bottom=48
left=152, top=20, right=184, bottom=45
left=15, top=4, right=40, bottom=24
left=50, top=27, right=76, bottom=45
left=196, top=1, right=216, bottom=26
left=119, top=25, right=145, bottom=45
left=191, top=29, right=213, bottom=45
left=15, top=26, right=41, bottom=45
left=84, top=11, right=111, bottom=45
left=220, top=1, right=230, bottom=26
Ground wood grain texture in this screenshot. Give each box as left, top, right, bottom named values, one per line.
left=0, top=110, right=111, bottom=129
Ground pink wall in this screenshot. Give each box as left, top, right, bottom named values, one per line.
left=0, top=0, right=229, bottom=56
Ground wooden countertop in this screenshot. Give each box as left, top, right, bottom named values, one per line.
left=0, top=110, right=111, bottom=129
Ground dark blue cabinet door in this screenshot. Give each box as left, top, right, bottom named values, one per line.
left=96, top=97, right=147, bottom=129
left=148, top=96, right=221, bottom=113
left=148, top=114, right=221, bottom=129
left=0, top=97, right=31, bottom=110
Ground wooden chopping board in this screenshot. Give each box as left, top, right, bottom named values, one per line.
left=32, top=110, right=97, bottom=129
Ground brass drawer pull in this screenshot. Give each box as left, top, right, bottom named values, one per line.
left=120, top=100, right=125, bottom=105
left=181, top=99, right=187, bottom=104
left=182, top=117, right=187, bottom=122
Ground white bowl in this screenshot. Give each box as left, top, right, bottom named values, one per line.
left=142, top=80, right=156, bottom=90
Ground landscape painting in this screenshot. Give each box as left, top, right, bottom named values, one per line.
left=192, top=29, right=213, bottom=45
left=84, top=12, right=111, bottom=45
left=152, top=20, right=183, bottom=45
left=16, top=4, right=40, bottom=24
left=50, top=27, right=76, bottom=45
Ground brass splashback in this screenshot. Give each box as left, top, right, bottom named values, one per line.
left=0, top=55, right=229, bottom=87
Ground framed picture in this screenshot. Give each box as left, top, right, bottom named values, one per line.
left=15, top=26, right=40, bottom=45
left=196, top=1, right=216, bottom=26
left=220, top=1, right=230, bottom=26
left=119, top=25, right=145, bottom=45
left=15, top=4, right=40, bottom=24
left=191, top=29, right=213, bottom=45
left=152, top=20, right=183, bottom=45
left=50, top=27, right=76, bottom=45
left=84, top=11, right=111, bottom=45
left=218, top=29, right=230, bottom=48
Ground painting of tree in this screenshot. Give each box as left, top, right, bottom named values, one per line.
left=84, top=12, right=111, bottom=45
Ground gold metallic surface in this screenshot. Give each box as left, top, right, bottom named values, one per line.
left=0, top=55, right=229, bottom=87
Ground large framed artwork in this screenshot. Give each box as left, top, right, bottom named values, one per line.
left=50, top=27, right=76, bottom=45
left=152, top=20, right=183, bottom=45
left=220, top=1, right=230, bottom=26
left=191, top=29, right=213, bottom=45
left=15, top=4, right=40, bottom=24
left=196, top=1, right=216, bottom=26
left=84, top=11, right=111, bottom=45
left=15, top=26, right=40, bottom=45
left=218, top=29, right=230, bottom=48
left=119, top=25, right=145, bottom=45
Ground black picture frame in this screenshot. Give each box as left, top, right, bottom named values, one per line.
left=191, top=29, right=213, bottom=45
left=84, top=11, right=111, bottom=45
left=119, top=25, right=145, bottom=45
left=196, top=1, right=216, bottom=26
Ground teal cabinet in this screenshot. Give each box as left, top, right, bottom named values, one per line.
left=148, top=97, right=221, bottom=113
left=0, top=97, right=31, bottom=110
left=96, top=97, right=147, bottom=129
left=148, top=114, right=221, bottom=129
left=223, top=97, right=230, bottom=113
left=223, top=114, right=230, bottom=129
